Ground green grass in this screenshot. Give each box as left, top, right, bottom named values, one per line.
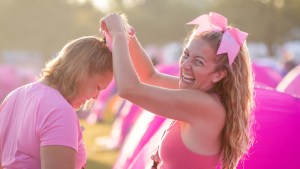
left=80, top=117, right=119, bottom=169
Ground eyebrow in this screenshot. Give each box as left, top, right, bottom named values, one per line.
left=196, top=56, right=207, bottom=63
left=185, top=48, right=207, bottom=63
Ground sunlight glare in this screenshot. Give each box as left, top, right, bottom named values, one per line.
left=91, top=0, right=110, bottom=12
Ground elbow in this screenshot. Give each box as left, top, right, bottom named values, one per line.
left=117, top=88, right=129, bottom=99
left=143, top=69, right=158, bottom=84
left=116, top=82, right=139, bottom=99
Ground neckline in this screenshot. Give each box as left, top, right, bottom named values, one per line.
left=176, top=121, right=221, bottom=158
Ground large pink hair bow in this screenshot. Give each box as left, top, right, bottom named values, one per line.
left=187, top=12, right=248, bottom=65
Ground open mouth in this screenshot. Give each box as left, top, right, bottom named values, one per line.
left=182, top=73, right=195, bottom=83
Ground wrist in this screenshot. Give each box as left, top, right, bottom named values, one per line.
left=113, top=33, right=128, bottom=47
left=113, top=32, right=127, bottom=40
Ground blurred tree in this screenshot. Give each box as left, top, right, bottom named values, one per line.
left=210, top=0, right=300, bottom=56
left=0, top=0, right=105, bottom=60
left=1, top=0, right=299, bottom=59
left=107, top=0, right=125, bottom=10
left=91, top=0, right=211, bottom=45
left=122, top=0, right=211, bottom=45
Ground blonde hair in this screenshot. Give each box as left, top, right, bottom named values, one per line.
left=186, top=30, right=255, bottom=169
left=40, top=36, right=112, bottom=101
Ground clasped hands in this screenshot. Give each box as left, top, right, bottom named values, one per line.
left=99, top=13, right=134, bottom=39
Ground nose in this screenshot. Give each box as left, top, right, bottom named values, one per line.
left=181, top=58, right=192, bottom=69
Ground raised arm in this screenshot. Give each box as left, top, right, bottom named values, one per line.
left=100, top=15, right=179, bottom=89
left=101, top=14, right=225, bottom=125
left=128, top=35, right=179, bottom=89
left=127, top=35, right=156, bottom=83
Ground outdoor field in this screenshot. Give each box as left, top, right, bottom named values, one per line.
left=80, top=113, right=119, bottom=169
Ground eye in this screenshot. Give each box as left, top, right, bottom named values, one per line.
left=196, top=59, right=203, bottom=65
left=181, top=51, right=189, bottom=60
left=184, top=50, right=189, bottom=57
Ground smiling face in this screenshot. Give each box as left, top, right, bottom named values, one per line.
left=69, top=72, right=113, bottom=109
left=179, top=36, right=225, bottom=91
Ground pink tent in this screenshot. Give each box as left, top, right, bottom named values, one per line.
left=123, top=114, right=166, bottom=168
left=276, top=65, right=300, bottom=97
left=97, top=100, right=142, bottom=150
left=252, top=63, right=283, bottom=88
left=237, top=86, right=300, bottom=168
left=127, top=119, right=172, bottom=169
left=0, top=64, right=20, bottom=101
left=0, top=64, right=35, bottom=102
left=112, top=110, right=173, bottom=169
left=113, top=111, right=164, bottom=169
left=155, top=63, right=179, bottom=76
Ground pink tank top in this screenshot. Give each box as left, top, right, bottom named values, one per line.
left=158, top=121, right=220, bottom=169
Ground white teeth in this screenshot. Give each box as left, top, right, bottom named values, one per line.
left=182, top=73, right=195, bottom=79
left=182, top=73, right=195, bottom=83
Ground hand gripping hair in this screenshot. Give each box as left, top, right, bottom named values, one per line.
left=100, top=14, right=135, bottom=52
left=187, top=12, right=248, bottom=65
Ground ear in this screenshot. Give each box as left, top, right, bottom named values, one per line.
left=212, top=70, right=227, bottom=83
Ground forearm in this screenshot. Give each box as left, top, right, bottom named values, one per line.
left=113, top=33, right=141, bottom=96
left=128, top=36, right=157, bottom=83
left=128, top=36, right=179, bottom=89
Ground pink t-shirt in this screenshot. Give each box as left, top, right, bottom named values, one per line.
left=0, top=82, right=86, bottom=169
left=159, top=121, right=220, bottom=169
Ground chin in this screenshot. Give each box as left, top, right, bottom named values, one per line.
left=70, top=101, right=83, bottom=110
left=71, top=104, right=79, bottom=110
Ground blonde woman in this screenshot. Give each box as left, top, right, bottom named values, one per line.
left=0, top=36, right=113, bottom=169
left=101, top=12, right=254, bottom=169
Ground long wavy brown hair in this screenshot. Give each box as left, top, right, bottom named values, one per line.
left=40, top=36, right=112, bottom=102
left=185, top=29, right=255, bottom=169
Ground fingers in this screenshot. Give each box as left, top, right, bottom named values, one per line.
left=99, top=13, right=131, bottom=37
left=99, top=19, right=108, bottom=33
left=151, top=154, right=161, bottom=163
left=129, top=26, right=135, bottom=36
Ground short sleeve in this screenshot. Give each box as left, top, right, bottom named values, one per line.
left=38, top=106, right=79, bottom=151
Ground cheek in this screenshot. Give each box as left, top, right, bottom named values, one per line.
left=76, top=88, right=84, bottom=97
left=193, top=69, right=209, bottom=81
left=85, top=87, right=94, bottom=97
left=76, top=85, right=90, bottom=99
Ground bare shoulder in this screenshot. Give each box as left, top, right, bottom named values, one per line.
left=187, top=90, right=226, bottom=126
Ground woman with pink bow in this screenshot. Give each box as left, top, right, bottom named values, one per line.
left=100, top=12, right=255, bottom=169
